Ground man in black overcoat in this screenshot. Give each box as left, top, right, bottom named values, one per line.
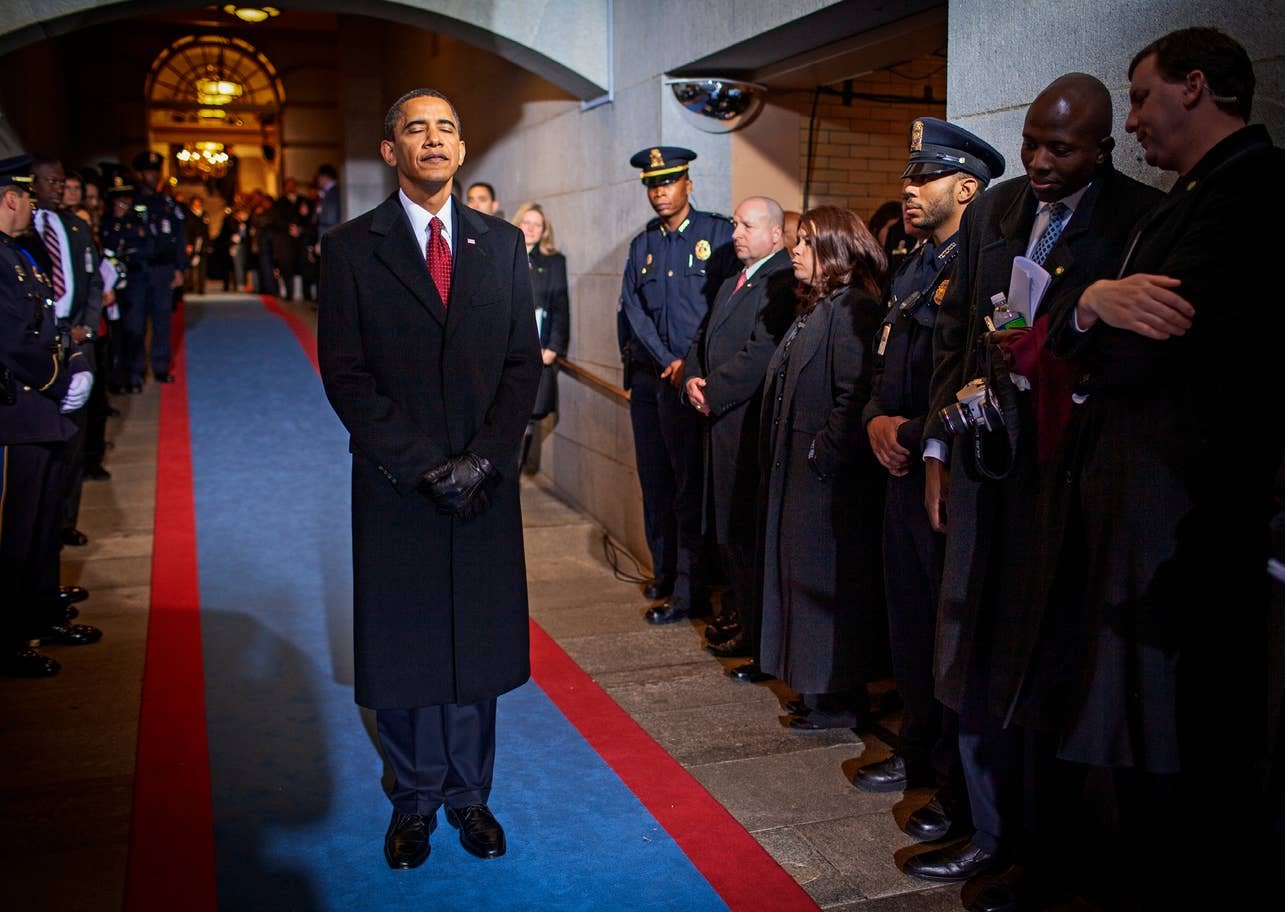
left=905, top=75, right=1161, bottom=893
left=682, top=196, right=794, bottom=667
left=1048, top=28, right=1282, bottom=896
left=317, top=88, right=541, bottom=871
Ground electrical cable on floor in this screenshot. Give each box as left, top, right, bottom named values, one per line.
left=601, top=532, right=651, bottom=585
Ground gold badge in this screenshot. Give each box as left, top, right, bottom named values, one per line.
left=14, top=262, right=26, bottom=282
left=910, top=120, right=924, bottom=152
left=649, top=148, right=665, bottom=169
left=694, top=239, right=711, bottom=261
left=933, top=280, right=949, bottom=305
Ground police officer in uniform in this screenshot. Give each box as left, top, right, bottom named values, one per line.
left=854, top=120, right=1004, bottom=842
left=618, top=147, right=736, bottom=623
left=130, top=151, right=185, bottom=388
left=100, top=173, right=152, bottom=395
left=0, top=154, right=101, bottom=677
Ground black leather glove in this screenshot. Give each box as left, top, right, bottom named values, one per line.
left=419, top=452, right=497, bottom=519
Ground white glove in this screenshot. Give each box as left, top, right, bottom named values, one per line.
left=60, top=371, right=93, bottom=413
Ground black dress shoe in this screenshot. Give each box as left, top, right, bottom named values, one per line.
left=384, top=810, right=435, bottom=869
left=60, top=586, right=90, bottom=606
left=645, top=597, right=690, bottom=625
left=36, top=622, right=103, bottom=646
left=60, top=528, right=89, bottom=547
left=706, top=629, right=751, bottom=658
left=445, top=804, right=506, bottom=859
left=643, top=577, right=674, bottom=600
left=853, top=754, right=908, bottom=793
left=903, top=839, right=1000, bottom=883
left=703, top=615, right=741, bottom=645
left=728, top=661, right=773, bottom=683
left=970, top=879, right=1018, bottom=912
left=85, top=465, right=112, bottom=481
left=154, top=372, right=176, bottom=383
left=906, top=796, right=955, bottom=842
left=1, top=648, right=60, bottom=677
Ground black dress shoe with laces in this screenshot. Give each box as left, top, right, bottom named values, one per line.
left=728, top=661, right=773, bottom=683
left=60, top=586, right=89, bottom=606
left=903, top=839, right=1000, bottom=883
left=445, top=804, right=506, bottom=859
left=1, top=648, right=60, bottom=677
left=60, top=528, right=89, bottom=547
left=645, top=597, right=690, bottom=625
left=853, top=754, right=908, bottom=792
left=706, top=629, right=751, bottom=657
left=36, top=622, right=103, bottom=646
left=384, top=810, right=435, bottom=869
left=643, top=577, right=674, bottom=600
left=906, top=796, right=955, bottom=842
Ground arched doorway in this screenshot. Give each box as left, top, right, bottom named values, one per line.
left=145, top=33, right=285, bottom=198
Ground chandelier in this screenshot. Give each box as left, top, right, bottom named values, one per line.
left=195, top=78, right=244, bottom=106
left=176, top=142, right=232, bottom=179
left=223, top=5, right=280, bottom=23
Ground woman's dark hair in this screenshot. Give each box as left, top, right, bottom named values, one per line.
left=868, top=200, right=902, bottom=237
left=797, top=205, right=886, bottom=308
left=1129, top=27, right=1254, bottom=121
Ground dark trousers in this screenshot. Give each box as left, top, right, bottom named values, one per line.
left=85, top=334, right=111, bottom=468
left=128, top=266, right=174, bottom=381
left=884, top=469, right=963, bottom=804
left=0, top=443, right=64, bottom=650
left=110, top=283, right=140, bottom=390
left=61, top=406, right=86, bottom=533
left=376, top=699, right=497, bottom=816
left=628, top=363, right=706, bottom=602
left=720, top=541, right=757, bottom=645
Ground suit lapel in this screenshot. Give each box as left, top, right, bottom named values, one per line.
left=371, top=193, right=446, bottom=326
left=980, top=184, right=1036, bottom=291
left=445, top=201, right=491, bottom=342
left=781, top=291, right=831, bottom=410
left=711, top=248, right=789, bottom=338
left=1041, top=177, right=1105, bottom=279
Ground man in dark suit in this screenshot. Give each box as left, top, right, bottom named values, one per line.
left=317, top=88, right=541, bottom=871
left=1048, top=28, right=1281, bottom=898
left=905, top=74, right=1161, bottom=899
left=682, top=196, right=794, bottom=671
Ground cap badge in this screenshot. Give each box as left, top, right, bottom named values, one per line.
left=694, top=239, right=711, bottom=261
left=910, top=120, right=924, bottom=152
left=649, top=148, right=665, bottom=169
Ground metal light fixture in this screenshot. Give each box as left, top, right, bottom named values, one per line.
left=176, top=142, right=232, bottom=179
left=195, top=78, right=244, bottom=106
left=223, top=5, right=280, bottom=23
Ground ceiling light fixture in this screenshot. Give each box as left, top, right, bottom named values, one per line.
left=195, top=78, right=244, bottom=106
left=223, top=5, right=280, bottom=24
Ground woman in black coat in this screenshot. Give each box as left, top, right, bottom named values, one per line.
left=513, top=203, right=569, bottom=467
left=758, top=205, right=887, bottom=730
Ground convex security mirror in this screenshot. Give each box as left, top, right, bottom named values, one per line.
left=665, top=78, right=767, bottom=133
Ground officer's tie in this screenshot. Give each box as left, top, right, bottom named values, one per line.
left=425, top=216, right=451, bottom=307
left=1029, top=201, right=1069, bottom=266
left=40, top=211, right=66, bottom=300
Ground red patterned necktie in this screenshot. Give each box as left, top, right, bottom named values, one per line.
left=42, top=211, right=66, bottom=299
left=425, top=216, right=451, bottom=307
left=733, top=269, right=747, bottom=293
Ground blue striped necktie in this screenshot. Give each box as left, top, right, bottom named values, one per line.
left=1030, top=201, right=1069, bottom=266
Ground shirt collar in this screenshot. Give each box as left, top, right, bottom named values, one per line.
left=1040, top=181, right=1091, bottom=218
left=399, top=188, right=454, bottom=254
left=743, top=247, right=782, bottom=282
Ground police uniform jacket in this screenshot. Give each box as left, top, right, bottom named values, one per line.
left=617, top=208, right=735, bottom=386
left=318, top=193, right=542, bottom=710
left=0, top=233, right=80, bottom=445
left=101, top=209, right=154, bottom=281
left=757, top=284, right=884, bottom=695
left=527, top=247, right=569, bottom=419
left=1046, top=125, right=1284, bottom=773
left=137, top=188, right=187, bottom=271
left=924, top=162, right=1161, bottom=729
left=683, top=247, right=794, bottom=547
left=863, top=233, right=960, bottom=456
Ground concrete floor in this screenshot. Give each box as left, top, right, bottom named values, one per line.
left=0, top=297, right=961, bottom=911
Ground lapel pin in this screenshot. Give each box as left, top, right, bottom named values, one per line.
left=466, top=237, right=476, bottom=245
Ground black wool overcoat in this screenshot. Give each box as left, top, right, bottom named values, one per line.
left=1047, top=126, right=1284, bottom=773
left=527, top=247, right=569, bottom=419
left=318, top=194, right=542, bottom=710
left=757, top=285, right=885, bottom=696
left=685, top=248, right=795, bottom=548
left=924, top=165, right=1161, bottom=727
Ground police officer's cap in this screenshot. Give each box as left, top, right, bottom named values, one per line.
left=106, top=174, right=136, bottom=198
left=901, top=118, right=1005, bottom=185
left=0, top=153, right=35, bottom=191
left=100, top=163, right=135, bottom=197
left=629, top=146, right=697, bottom=187
left=133, top=150, right=164, bottom=172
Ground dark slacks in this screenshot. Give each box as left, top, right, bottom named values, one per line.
left=128, top=266, right=174, bottom=381
left=884, top=469, right=963, bottom=805
left=61, top=406, right=86, bottom=533
left=376, top=699, right=497, bottom=816
left=85, top=334, right=111, bottom=468
left=0, top=443, right=64, bottom=649
left=720, top=541, right=757, bottom=647
left=628, top=362, right=706, bottom=602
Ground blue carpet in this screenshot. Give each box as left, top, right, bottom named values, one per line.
left=184, top=298, right=730, bottom=911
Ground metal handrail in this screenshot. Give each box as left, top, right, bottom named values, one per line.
left=555, top=356, right=630, bottom=404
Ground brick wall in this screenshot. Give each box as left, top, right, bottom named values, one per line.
left=792, top=54, right=948, bottom=222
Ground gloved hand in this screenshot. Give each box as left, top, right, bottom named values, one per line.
left=60, top=370, right=93, bottom=413
left=418, top=452, right=498, bottom=519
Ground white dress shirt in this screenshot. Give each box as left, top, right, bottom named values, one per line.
left=36, top=208, right=74, bottom=318
left=399, top=188, right=455, bottom=259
